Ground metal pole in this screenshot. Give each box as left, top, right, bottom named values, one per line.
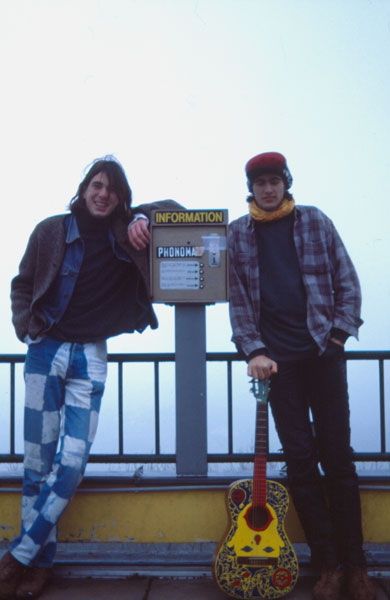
left=175, top=304, right=207, bottom=475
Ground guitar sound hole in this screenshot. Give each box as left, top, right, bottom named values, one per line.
left=248, top=505, right=271, bottom=529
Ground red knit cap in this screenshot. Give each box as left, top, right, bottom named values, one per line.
left=245, top=152, right=293, bottom=190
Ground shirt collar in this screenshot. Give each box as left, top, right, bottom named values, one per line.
left=65, top=214, right=81, bottom=243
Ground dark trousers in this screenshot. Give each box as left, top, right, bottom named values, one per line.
left=269, top=342, right=364, bottom=569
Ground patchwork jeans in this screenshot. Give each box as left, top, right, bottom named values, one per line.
left=9, top=337, right=107, bottom=567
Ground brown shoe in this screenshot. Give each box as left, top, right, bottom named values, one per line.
left=15, top=566, right=51, bottom=600
left=0, top=551, right=26, bottom=600
left=312, top=568, right=344, bottom=600
left=346, top=566, right=376, bottom=600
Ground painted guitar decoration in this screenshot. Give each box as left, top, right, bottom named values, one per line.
left=213, top=378, right=298, bottom=598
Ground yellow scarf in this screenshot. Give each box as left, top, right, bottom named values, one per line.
left=249, top=197, right=295, bottom=222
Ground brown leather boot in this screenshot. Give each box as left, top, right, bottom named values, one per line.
left=0, top=551, right=26, bottom=600
left=346, top=566, right=376, bottom=600
left=15, top=566, right=51, bottom=600
left=312, top=568, right=344, bottom=600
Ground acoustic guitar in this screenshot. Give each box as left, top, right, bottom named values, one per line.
left=213, top=378, right=298, bottom=599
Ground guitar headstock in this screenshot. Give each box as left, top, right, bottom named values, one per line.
left=250, top=378, right=270, bottom=403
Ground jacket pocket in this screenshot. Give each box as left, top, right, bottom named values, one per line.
left=300, top=240, right=331, bottom=275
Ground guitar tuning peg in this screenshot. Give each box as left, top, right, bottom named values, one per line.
left=249, top=378, right=271, bottom=401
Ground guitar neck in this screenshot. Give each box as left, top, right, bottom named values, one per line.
left=252, top=400, right=268, bottom=507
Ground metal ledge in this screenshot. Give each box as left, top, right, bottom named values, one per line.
left=1, top=473, right=390, bottom=492
left=53, top=542, right=390, bottom=570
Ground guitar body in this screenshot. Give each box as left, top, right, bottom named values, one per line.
left=214, top=478, right=298, bottom=599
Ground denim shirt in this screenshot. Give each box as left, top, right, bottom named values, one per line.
left=41, top=214, right=131, bottom=330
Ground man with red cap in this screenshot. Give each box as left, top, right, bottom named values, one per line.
left=229, top=152, right=375, bottom=600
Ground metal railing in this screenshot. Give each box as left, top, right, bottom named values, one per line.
left=1, top=351, right=389, bottom=468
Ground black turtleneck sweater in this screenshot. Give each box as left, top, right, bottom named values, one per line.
left=255, top=212, right=317, bottom=361
left=49, top=209, right=142, bottom=343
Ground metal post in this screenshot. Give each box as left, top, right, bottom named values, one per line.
left=175, top=304, right=207, bottom=475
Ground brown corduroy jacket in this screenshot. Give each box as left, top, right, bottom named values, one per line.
left=11, top=200, right=179, bottom=342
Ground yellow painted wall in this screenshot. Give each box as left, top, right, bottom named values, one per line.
left=1, top=485, right=389, bottom=544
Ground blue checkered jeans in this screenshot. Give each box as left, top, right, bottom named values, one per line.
left=9, top=337, right=107, bottom=567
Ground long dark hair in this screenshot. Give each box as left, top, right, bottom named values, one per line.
left=69, top=156, right=132, bottom=217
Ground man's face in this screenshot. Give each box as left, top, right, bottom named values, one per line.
left=252, top=173, right=285, bottom=212
left=83, top=172, right=119, bottom=218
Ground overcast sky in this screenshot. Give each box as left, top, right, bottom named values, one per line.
left=1, top=0, right=389, bottom=356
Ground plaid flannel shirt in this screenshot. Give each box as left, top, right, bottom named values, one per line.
left=229, top=205, right=363, bottom=357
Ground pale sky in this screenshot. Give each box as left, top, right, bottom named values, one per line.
left=1, top=0, right=389, bottom=357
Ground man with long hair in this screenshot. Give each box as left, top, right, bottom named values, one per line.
left=0, top=157, right=177, bottom=599
left=228, top=152, right=375, bottom=600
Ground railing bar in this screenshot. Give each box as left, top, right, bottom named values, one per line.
left=88, top=453, right=176, bottom=463
left=10, top=361, right=16, bottom=456
left=227, top=360, right=233, bottom=455
left=154, top=361, right=160, bottom=456
left=379, top=359, right=386, bottom=453
left=107, top=353, right=175, bottom=363
left=118, top=361, right=124, bottom=457
left=207, top=451, right=390, bottom=462
left=1, top=351, right=390, bottom=363
left=2, top=451, right=390, bottom=464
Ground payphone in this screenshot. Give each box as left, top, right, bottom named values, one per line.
left=150, top=208, right=229, bottom=303
left=149, top=208, right=229, bottom=476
